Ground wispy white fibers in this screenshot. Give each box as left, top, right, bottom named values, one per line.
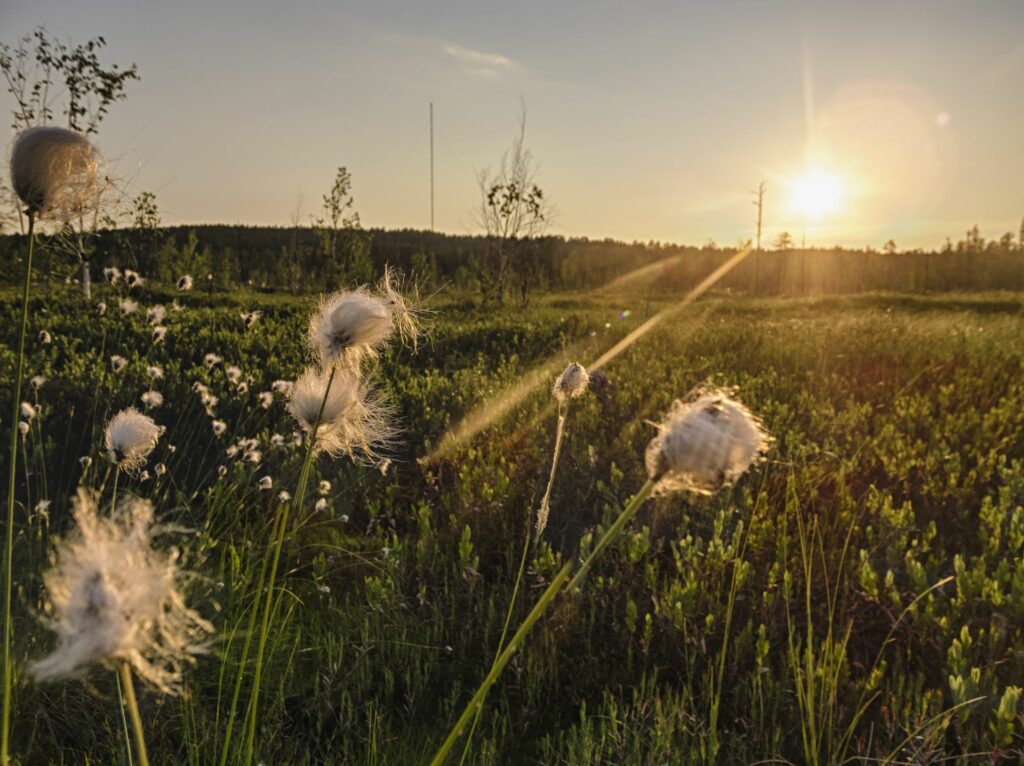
left=645, top=390, right=770, bottom=495
left=536, top=362, right=590, bottom=538
left=308, top=288, right=393, bottom=368
left=176, top=275, right=192, bottom=291
left=287, top=367, right=394, bottom=462
left=146, top=305, right=166, bottom=325
left=376, top=265, right=423, bottom=351
left=552, top=361, right=589, bottom=403
left=10, top=126, right=101, bottom=220
left=105, top=408, right=161, bottom=474
left=240, top=311, right=261, bottom=330
left=140, top=391, right=163, bottom=410
left=30, top=489, right=212, bottom=693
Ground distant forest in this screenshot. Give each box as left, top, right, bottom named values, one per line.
left=1, top=224, right=1023, bottom=299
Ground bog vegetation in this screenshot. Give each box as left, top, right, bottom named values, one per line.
left=2, top=24, right=1024, bottom=766
left=0, top=275, right=1023, bottom=763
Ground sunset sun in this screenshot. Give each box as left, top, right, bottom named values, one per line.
left=788, top=169, right=846, bottom=220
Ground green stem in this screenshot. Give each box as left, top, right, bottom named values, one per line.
left=430, top=478, right=657, bottom=765
left=534, top=402, right=569, bottom=539
left=115, top=665, right=135, bottom=766
left=429, top=562, right=572, bottom=766
left=2, top=214, right=35, bottom=765
left=243, top=365, right=337, bottom=766
left=457, top=515, right=532, bottom=766
left=218, top=504, right=284, bottom=766
left=566, top=478, right=656, bottom=593
left=118, top=662, right=149, bottom=766
left=111, top=469, right=120, bottom=515
left=458, top=400, right=573, bottom=763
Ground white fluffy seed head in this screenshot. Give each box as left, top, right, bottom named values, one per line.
left=119, top=299, right=138, bottom=315
left=141, top=390, right=164, bottom=409
left=177, top=274, right=192, bottom=291
left=110, top=355, right=127, bottom=373
left=308, top=289, right=393, bottom=368
left=287, top=367, right=395, bottom=462
left=104, top=407, right=160, bottom=473
left=30, top=489, right=212, bottom=693
left=553, top=361, right=590, bottom=403
left=10, top=127, right=101, bottom=219
left=645, top=390, right=770, bottom=495
left=103, top=267, right=121, bottom=284
left=147, top=305, right=166, bottom=325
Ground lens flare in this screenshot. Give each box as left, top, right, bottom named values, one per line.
left=788, top=170, right=845, bottom=219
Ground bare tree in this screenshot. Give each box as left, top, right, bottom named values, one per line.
left=475, top=110, right=553, bottom=303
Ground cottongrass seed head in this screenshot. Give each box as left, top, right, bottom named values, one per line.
left=177, top=274, right=193, bottom=291
left=105, top=407, right=161, bottom=473
left=287, top=366, right=395, bottom=462
left=141, top=390, right=164, bottom=410
left=10, top=126, right=101, bottom=219
left=376, top=265, right=424, bottom=351
left=30, top=489, right=212, bottom=693
left=309, top=288, right=393, bottom=368
left=553, top=361, right=590, bottom=403
left=645, top=389, right=770, bottom=495
left=147, top=305, right=166, bottom=325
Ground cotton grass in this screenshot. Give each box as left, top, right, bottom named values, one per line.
left=286, top=367, right=394, bottom=461
left=105, top=408, right=160, bottom=473
left=30, top=489, right=212, bottom=693
left=552, top=361, right=589, bottom=403
left=308, top=288, right=393, bottom=368
left=10, top=126, right=101, bottom=219
left=645, top=389, right=770, bottom=495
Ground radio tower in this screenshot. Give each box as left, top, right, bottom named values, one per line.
left=429, top=102, right=435, bottom=232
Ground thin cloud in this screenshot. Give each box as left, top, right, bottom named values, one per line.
left=443, top=43, right=515, bottom=77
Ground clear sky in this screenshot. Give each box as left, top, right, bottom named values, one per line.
left=2, top=0, right=1022, bottom=249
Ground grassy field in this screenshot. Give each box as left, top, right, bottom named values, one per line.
left=1, top=282, right=1023, bottom=764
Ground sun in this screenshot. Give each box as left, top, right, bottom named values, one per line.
left=788, top=169, right=845, bottom=220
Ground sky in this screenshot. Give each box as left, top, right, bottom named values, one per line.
left=1, top=0, right=1022, bottom=249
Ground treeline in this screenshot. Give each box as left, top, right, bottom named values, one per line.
left=1, top=224, right=1023, bottom=297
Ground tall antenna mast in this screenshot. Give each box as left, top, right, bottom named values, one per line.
left=429, top=102, right=435, bottom=232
